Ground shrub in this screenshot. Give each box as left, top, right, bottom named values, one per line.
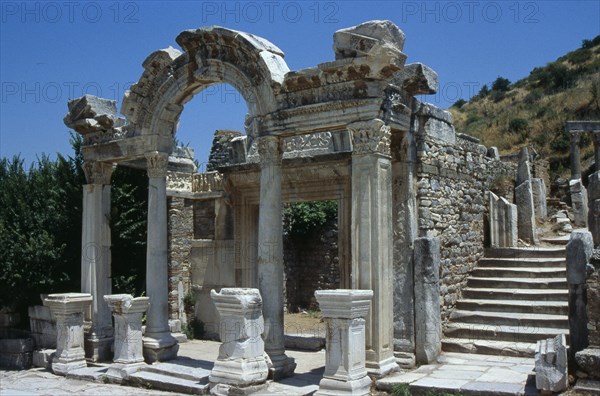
left=509, top=118, right=529, bottom=134
left=452, top=99, right=467, bottom=109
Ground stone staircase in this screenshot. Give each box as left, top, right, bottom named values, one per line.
left=442, top=246, right=570, bottom=357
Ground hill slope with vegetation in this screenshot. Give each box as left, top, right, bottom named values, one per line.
left=449, top=36, right=600, bottom=177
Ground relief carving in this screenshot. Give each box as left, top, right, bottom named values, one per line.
left=82, top=161, right=115, bottom=185
left=349, top=119, right=391, bottom=156
left=145, top=151, right=169, bottom=178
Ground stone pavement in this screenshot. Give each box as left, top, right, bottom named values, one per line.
left=376, top=352, right=538, bottom=395
left=0, top=368, right=175, bottom=395
left=0, top=340, right=325, bottom=396
left=1, top=342, right=544, bottom=395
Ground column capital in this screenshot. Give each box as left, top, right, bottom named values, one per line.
left=83, top=161, right=114, bottom=185
left=349, top=119, right=391, bottom=157
left=569, top=130, right=584, bottom=144
left=257, top=135, right=282, bottom=167
left=145, top=151, right=169, bottom=178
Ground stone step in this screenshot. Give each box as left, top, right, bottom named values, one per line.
left=477, top=257, right=565, bottom=268
left=485, top=247, right=566, bottom=259
left=449, top=310, right=568, bottom=329
left=462, top=288, right=568, bottom=301
left=456, top=299, right=568, bottom=315
left=467, top=277, right=567, bottom=289
left=127, top=370, right=209, bottom=395
left=471, top=266, right=566, bottom=278
left=444, top=323, right=570, bottom=344
left=442, top=338, right=537, bottom=357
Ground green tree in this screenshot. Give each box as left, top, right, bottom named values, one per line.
left=492, top=76, right=511, bottom=92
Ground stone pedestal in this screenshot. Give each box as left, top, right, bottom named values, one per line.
left=209, top=288, right=268, bottom=395
left=315, top=290, right=373, bottom=396
left=256, top=137, right=295, bottom=379
left=143, top=152, right=179, bottom=363
left=81, top=161, right=115, bottom=362
left=44, top=293, right=92, bottom=375
left=104, top=294, right=149, bottom=382
left=349, top=120, right=398, bottom=378
left=570, top=179, right=589, bottom=228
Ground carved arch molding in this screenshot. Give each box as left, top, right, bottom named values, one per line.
left=121, top=26, right=290, bottom=144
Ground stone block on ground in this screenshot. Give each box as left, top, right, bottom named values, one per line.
left=575, top=348, right=600, bottom=380
left=535, top=334, right=568, bottom=392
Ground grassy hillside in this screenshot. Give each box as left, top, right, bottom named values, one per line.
left=449, top=36, right=600, bottom=178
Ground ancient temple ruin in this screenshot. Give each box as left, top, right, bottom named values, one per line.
left=57, top=19, right=600, bottom=393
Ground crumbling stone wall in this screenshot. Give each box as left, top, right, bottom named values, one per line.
left=588, top=252, right=600, bottom=348
left=283, top=221, right=340, bottom=312
left=207, top=130, right=242, bottom=171
left=416, top=134, right=515, bottom=322
left=167, top=196, right=194, bottom=319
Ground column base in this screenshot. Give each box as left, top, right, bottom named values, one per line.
left=142, top=332, right=179, bottom=363
left=366, top=356, right=399, bottom=379
left=394, top=351, right=416, bottom=369
left=266, top=353, right=296, bottom=380
left=84, top=335, right=114, bottom=362
left=105, top=362, right=146, bottom=383
left=209, top=357, right=269, bottom=387
left=315, top=376, right=372, bottom=396
left=52, top=356, right=87, bottom=376
left=210, top=382, right=268, bottom=396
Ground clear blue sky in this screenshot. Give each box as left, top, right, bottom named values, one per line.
left=1, top=1, right=599, bottom=166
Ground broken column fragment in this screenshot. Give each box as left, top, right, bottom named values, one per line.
left=209, top=288, right=268, bottom=395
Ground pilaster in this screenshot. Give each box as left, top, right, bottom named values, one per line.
left=349, top=119, right=398, bottom=378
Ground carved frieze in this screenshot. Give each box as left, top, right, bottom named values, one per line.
left=167, top=172, right=193, bottom=191
left=349, top=119, right=391, bottom=156
left=145, top=151, right=169, bottom=178
left=82, top=161, right=115, bottom=185
left=192, top=172, right=224, bottom=193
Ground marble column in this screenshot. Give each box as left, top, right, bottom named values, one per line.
left=143, top=151, right=178, bottom=362
left=256, top=136, right=295, bottom=379
left=349, top=119, right=398, bottom=378
left=209, top=288, right=268, bottom=395
left=104, top=294, right=149, bottom=382
left=570, top=131, right=583, bottom=180
left=315, top=290, right=373, bottom=396
left=81, top=161, right=114, bottom=362
left=44, top=293, right=92, bottom=375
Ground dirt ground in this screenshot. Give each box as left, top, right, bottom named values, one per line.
left=284, top=312, right=325, bottom=336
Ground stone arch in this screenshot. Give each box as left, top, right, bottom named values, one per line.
left=121, top=26, right=289, bottom=147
